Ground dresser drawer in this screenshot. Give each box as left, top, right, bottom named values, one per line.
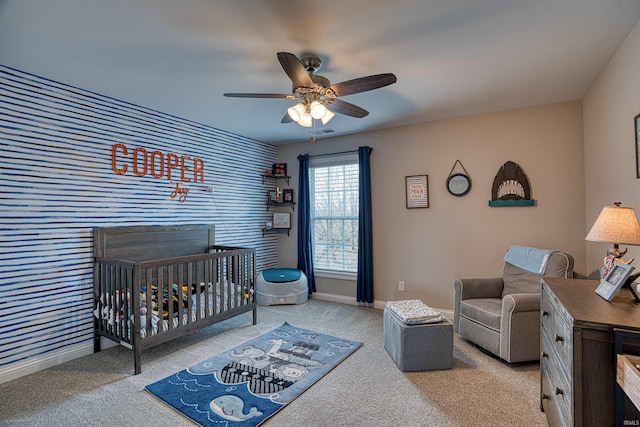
left=541, top=278, right=640, bottom=427
left=541, top=371, right=563, bottom=427
left=542, top=326, right=572, bottom=383
left=542, top=290, right=573, bottom=367
left=542, top=353, right=573, bottom=426
left=541, top=283, right=574, bottom=427
left=542, top=313, right=573, bottom=367
left=542, top=286, right=572, bottom=332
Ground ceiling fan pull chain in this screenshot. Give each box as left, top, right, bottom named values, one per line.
left=311, top=119, right=317, bottom=144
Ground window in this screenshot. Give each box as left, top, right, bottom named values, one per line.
left=310, top=155, right=359, bottom=274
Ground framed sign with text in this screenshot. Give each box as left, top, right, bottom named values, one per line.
left=405, top=175, right=429, bottom=209
left=273, top=212, right=291, bottom=229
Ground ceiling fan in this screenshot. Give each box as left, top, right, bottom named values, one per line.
left=224, top=52, right=397, bottom=128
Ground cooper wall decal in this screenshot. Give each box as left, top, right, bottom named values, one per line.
left=488, top=160, right=535, bottom=207
left=111, top=143, right=204, bottom=202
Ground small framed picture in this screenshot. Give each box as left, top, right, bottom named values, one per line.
left=267, top=189, right=280, bottom=203
left=595, top=262, right=635, bottom=301
left=405, top=175, right=429, bottom=209
left=272, top=163, right=287, bottom=177
left=283, top=189, right=294, bottom=203
left=273, top=212, right=291, bottom=229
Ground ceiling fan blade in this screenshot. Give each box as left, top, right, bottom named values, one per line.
left=223, top=93, right=295, bottom=99
left=277, top=52, right=314, bottom=88
left=281, top=113, right=293, bottom=123
left=329, top=73, right=397, bottom=97
left=328, top=98, right=369, bottom=118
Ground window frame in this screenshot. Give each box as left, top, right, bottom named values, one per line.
left=309, top=153, right=359, bottom=276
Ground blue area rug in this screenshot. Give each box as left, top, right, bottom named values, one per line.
left=146, top=322, right=362, bottom=426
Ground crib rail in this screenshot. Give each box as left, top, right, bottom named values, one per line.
left=93, top=246, right=256, bottom=373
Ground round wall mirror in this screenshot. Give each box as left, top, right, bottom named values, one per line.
left=447, top=173, right=472, bottom=197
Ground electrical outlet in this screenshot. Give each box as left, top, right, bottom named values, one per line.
left=398, top=281, right=405, bottom=291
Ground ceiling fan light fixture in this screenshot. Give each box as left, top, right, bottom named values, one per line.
left=287, top=102, right=306, bottom=122
left=310, top=101, right=327, bottom=120
left=224, top=52, right=397, bottom=133
left=298, top=112, right=313, bottom=127
left=320, top=109, right=335, bottom=125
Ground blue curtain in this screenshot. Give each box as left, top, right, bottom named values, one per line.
left=297, top=154, right=316, bottom=295
left=357, top=146, right=374, bottom=305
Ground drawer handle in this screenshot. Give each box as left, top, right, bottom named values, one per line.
left=555, top=387, right=564, bottom=395
left=541, top=352, right=549, bottom=358
left=555, top=334, right=564, bottom=342
left=542, top=394, right=550, bottom=400
left=542, top=310, right=549, bottom=316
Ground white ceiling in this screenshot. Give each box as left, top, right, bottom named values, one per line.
left=1, top=0, right=640, bottom=145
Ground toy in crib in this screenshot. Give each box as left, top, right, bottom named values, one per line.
left=139, top=284, right=191, bottom=319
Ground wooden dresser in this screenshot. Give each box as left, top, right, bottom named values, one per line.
left=541, top=278, right=640, bottom=426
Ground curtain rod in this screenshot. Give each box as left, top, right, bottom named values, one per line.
left=304, top=147, right=373, bottom=159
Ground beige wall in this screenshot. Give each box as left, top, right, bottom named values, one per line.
left=277, top=101, right=586, bottom=310
left=583, top=20, right=640, bottom=276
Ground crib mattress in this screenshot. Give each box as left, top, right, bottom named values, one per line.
left=94, top=281, right=243, bottom=338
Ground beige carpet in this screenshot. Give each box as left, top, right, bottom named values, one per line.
left=0, top=299, right=547, bottom=426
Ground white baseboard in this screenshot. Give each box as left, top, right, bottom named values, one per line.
left=311, top=292, right=454, bottom=319
left=0, top=342, right=94, bottom=385
left=312, top=292, right=368, bottom=306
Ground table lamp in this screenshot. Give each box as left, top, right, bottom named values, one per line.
left=586, top=202, right=640, bottom=300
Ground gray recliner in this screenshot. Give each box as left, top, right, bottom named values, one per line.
left=453, top=246, right=574, bottom=363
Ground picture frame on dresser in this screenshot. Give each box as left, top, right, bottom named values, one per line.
left=595, top=262, right=635, bottom=301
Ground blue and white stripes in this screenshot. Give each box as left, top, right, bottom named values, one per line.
left=0, top=65, right=278, bottom=381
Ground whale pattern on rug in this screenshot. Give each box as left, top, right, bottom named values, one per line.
left=146, top=322, right=362, bottom=426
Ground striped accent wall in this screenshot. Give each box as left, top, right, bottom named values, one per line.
left=0, top=65, right=279, bottom=382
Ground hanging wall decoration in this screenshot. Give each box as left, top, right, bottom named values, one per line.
left=282, top=189, right=294, bottom=203
left=446, top=160, right=472, bottom=197
left=405, top=175, right=429, bottom=209
left=488, top=160, right=535, bottom=207
left=110, top=143, right=205, bottom=203
left=272, top=163, right=288, bottom=176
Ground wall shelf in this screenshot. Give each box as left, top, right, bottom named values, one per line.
left=266, top=201, right=296, bottom=211
left=262, top=172, right=293, bottom=237
left=262, top=228, right=290, bottom=237
left=261, top=174, right=291, bottom=185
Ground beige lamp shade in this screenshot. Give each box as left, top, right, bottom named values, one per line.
left=585, top=204, right=640, bottom=245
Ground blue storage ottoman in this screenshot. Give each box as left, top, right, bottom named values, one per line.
left=256, top=268, right=308, bottom=306
left=384, top=299, right=453, bottom=371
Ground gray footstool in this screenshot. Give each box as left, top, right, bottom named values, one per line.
left=384, top=301, right=453, bottom=371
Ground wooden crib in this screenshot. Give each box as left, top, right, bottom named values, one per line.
left=93, top=224, right=256, bottom=374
